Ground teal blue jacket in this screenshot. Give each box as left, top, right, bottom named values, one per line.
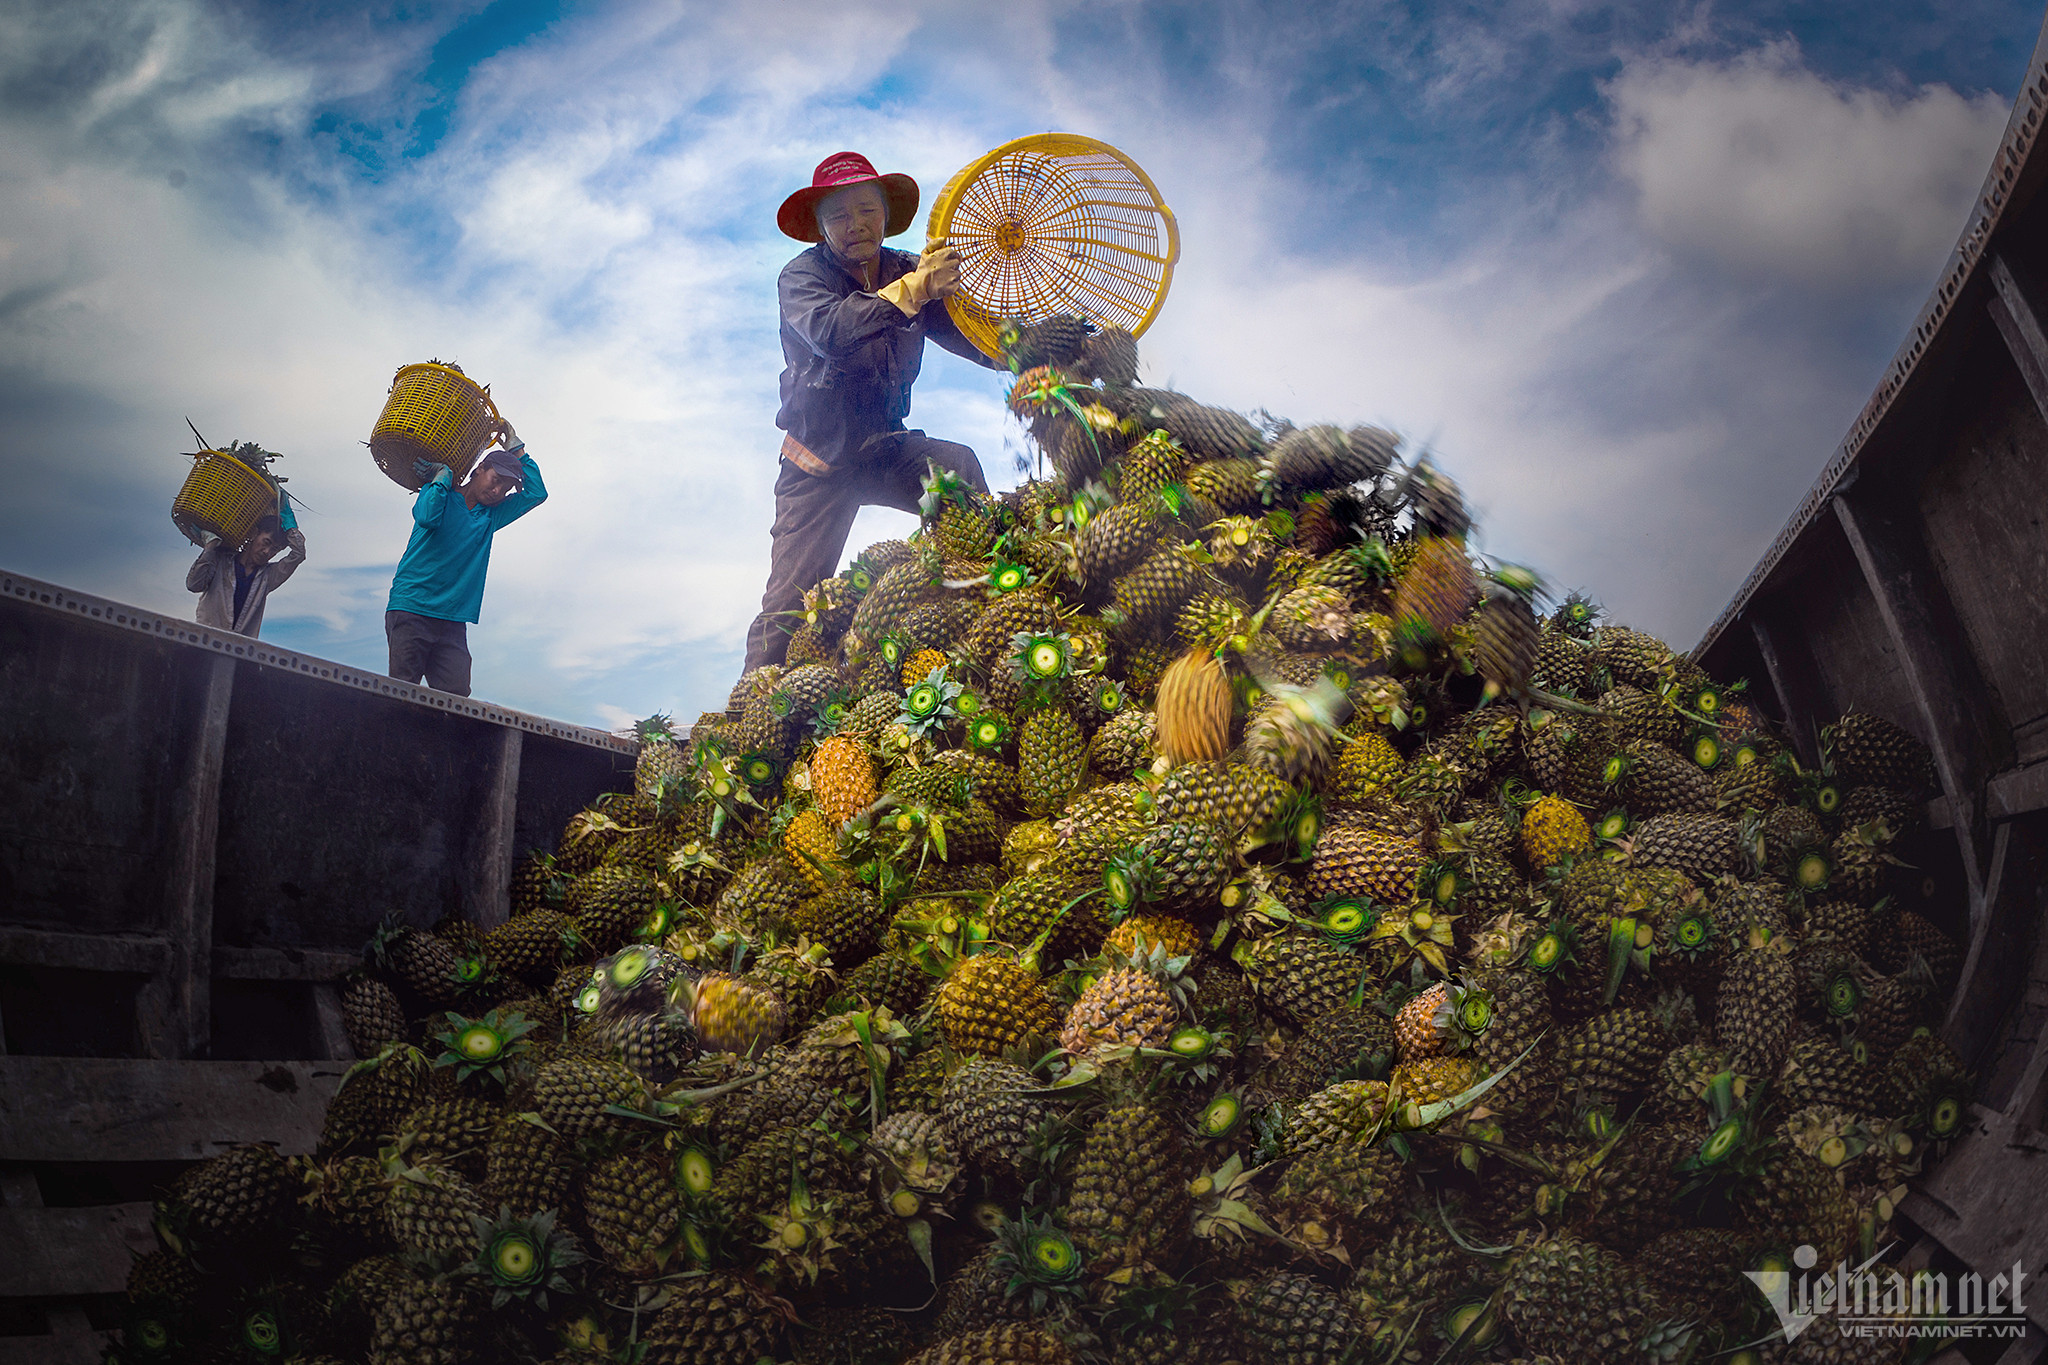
left=386, top=453, right=546, bottom=623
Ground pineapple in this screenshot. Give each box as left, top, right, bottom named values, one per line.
left=1067, top=1104, right=1191, bottom=1273
left=1497, top=1236, right=1664, bottom=1361
left=939, top=1057, right=1049, bottom=1175
left=1154, top=649, right=1232, bottom=764
left=1519, top=794, right=1590, bottom=871
left=811, top=734, right=878, bottom=826
left=342, top=974, right=408, bottom=1057
left=1060, top=966, right=1180, bottom=1053
left=1306, top=825, right=1426, bottom=903
left=1229, top=1270, right=1365, bottom=1365
left=936, top=953, right=1063, bottom=1056
left=1017, top=706, right=1088, bottom=817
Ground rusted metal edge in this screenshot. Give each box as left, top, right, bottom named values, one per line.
left=1693, top=27, right=2048, bottom=659
left=0, top=569, right=636, bottom=754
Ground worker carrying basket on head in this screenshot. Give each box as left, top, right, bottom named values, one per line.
left=743, top=150, right=1004, bottom=671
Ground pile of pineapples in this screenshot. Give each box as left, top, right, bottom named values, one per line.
left=123, top=319, right=1977, bottom=1365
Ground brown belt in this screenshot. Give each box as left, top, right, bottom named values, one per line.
left=780, top=433, right=831, bottom=477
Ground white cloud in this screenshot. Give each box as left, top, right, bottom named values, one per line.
left=1609, top=40, right=2009, bottom=291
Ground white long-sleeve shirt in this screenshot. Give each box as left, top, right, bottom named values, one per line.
left=186, top=529, right=306, bottom=637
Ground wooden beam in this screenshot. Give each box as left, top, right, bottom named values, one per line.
left=467, top=726, right=523, bottom=930
left=1990, top=763, right=2048, bottom=821
left=0, top=926, right=170, bottom=975
left=1989, top=252, right=2048, bottom=424
left=1749, top=606, right=1825, bottom=766
left=0, top=1058, right=340, bottom=1161
left=0, top=1203, right=155, bottom=1296
left=1831, top=491, right=2008, bottom=870
left=140, top=653, right=235, bottom=1059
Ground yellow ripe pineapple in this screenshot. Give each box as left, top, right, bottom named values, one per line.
left=936, top=953, right=1063, bottom=1056
left=1395, top=982, right=1450, bottom=1060
left=1101, top=913, right=1204, bottom=962
left=1059, top=966, right=1178, bottom=1054
left=810, top=734, right=877, bottom=826
left=902, top=647, right=948, bottom=688
left=1521, top=794, right=1591, bottom=871
left=782, top=808, right=846, bottom=894
left=1394, top=1055, right=1483, bottom=1106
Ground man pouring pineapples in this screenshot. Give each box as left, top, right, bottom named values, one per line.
left=743, top=151, right=1005, bottom=671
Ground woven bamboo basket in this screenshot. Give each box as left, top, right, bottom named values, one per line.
left=172, top=450, right=279, bottom=549
left=926, top=133, right=1179, bottom=361
left=368, top=362, right=505, bottom=491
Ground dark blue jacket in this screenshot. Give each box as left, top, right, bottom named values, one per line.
left=775, top=244, right=999, bottom=470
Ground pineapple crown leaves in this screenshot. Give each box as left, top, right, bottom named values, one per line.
left=1188, top=1153, right=1282, bottom=1242
left=985, top=554, right=1036, bottom=597
left=1367, top=899, right=1460, bottom=977
left=1428, top=977, right=1496, bottom=1051
left=631, top=712, right=678, bottom=744
left=917, top=460, right=977, bottom=521
left=430, top=1008, right=539, bottom=1087
left=459, top=1205, right=584, bottom=1310
left=1522, top=917, right=1579, bottom=975
left=1307, top=894, right=1381, bottom=947
left=895, top=667, right=963, bottom=738
left=1008, top=629, right=1075, bottom=694
left=992, top=1213, right=1087, bottom=1313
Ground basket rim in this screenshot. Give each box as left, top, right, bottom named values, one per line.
left=185, top=447, right=278, bottom=493
left=924, top=131, right=1180, bottom=360
left=387, top=362, right=504, bottom=425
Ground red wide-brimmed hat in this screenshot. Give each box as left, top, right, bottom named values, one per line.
left=777, top=151, right=919, bottom=242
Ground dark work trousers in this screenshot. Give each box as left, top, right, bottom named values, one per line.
left=743, top=430, right=988, bottom=671
left=386, top=610, right=474, bottom=696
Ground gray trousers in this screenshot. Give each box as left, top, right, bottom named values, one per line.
left=744, top=431, right=987, bottom=671
left=386, top=610, right=472, bottom=696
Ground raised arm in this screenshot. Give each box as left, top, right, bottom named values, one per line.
left=413, top=462, right=453, bottom=526
left=488, top=452, right=548, bottom=529
left=186, top=540, right=221, bottom=592
left=265, top=528, right=307, bottom=589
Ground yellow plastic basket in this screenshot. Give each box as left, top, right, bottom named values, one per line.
left=926, top=133, right=1179, bottom=361
left=172, top=449, right=279, bottom=549
left=368, top=362, right=505, bottom=490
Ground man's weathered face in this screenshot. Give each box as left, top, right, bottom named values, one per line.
left=242, top=528, right=282, bottom=562
left=817, top=183, right=888, bottom=265
left=469, top=466, right=518, bottom=507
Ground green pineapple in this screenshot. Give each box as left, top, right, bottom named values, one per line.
left=1067, top=1103, right=1192, bottom=1273
left=1018, top=705, right=1088, bottom=817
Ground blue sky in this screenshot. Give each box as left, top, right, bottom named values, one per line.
left=0, top=0, right=2039, bottom=729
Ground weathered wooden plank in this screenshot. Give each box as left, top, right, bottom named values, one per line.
left=1990, top=253, right=2048, bottom=424
left=140, top=652, right=235, bottom=1059
left=0, top=926, right=170, bottom=975
left=211, top=944, right=357, bottom=981
left=0, top=1058, right=340, bottom=1161
left=0, top=1202, right=155, bottom=1296
left=1990, top=763, right=2048, bottom=820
